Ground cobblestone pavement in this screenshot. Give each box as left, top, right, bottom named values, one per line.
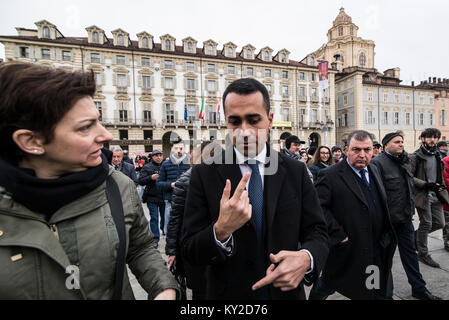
left=130, top=206, right=449, bottom=300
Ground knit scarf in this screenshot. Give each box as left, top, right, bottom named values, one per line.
left=384, top=151, right=409, bottom=165
left=170, top=153, right=188, bottom=165
left=0, top=155, right=109, bottom=219
left=283, top=148, right=301, bottom=160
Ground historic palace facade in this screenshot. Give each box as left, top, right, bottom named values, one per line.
left=0, top=20, right=336, bottom=157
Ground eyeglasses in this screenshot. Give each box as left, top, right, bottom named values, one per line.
left=320, top=152, right=330, bottom=155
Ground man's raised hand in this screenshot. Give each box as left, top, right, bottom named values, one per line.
left=214, top=173, right=252, bottom=242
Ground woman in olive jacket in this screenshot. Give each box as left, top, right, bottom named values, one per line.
left=0, top=62, right=179, bottom=299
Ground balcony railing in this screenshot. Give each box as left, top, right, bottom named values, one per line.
left=164, top=88, right=175, bottom=96
left=141, top=88, right=152, bottom=95
left=116, top=86, right=128, bottom=94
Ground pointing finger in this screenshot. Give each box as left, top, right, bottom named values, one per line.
left=232, top=172, right=250, bottom=200
left=252, top=267, right=281, bottom=291
left=221, top=179, right=231, bottom=202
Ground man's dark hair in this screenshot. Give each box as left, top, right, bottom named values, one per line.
left=222, top=78, right=270, bottom=115
left=420, top=128, right=441, bottom=139
left=347, top=130, right=373, bottom=146
left=0, top=62, right=96, bottom=164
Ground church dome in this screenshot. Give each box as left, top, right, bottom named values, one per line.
left=333, top=8, right=352, bottom=26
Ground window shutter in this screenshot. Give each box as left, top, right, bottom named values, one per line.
left=113, top=73, right=117, bottom=86
left=14, top=46, right=20, bottom=58
left=102, top=73, right=106, bottom=86
left=138, top=76, right=142, bottom=88
left=195, top=79, right=198, bottom=91
left=161, top=77, right=165, bottom=89
left=126, top=74, right=130, bottom=87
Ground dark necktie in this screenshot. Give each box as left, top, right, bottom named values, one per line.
left=247, top=161, right=263, bottom=242
left=359, top=169, right=370, bottom=187
left=115, top=165, right=119, bottom=171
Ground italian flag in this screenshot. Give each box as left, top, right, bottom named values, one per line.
left=198, top=95, right=205, bottom=119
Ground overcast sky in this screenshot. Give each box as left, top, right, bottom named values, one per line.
left=1, top=0, right=448, bottom=84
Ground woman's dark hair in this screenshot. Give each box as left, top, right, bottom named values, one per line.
left=310, top=145, right=334, bottom=166
left=222, top=78, right=270, bottom=115
left=0, top=62, right=96, bottom=164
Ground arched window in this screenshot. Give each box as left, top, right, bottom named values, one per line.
left=246, top=49, right=252, bottom=59
left=92, top=32, right=99, bottom=43
left=208, top=45, right=213, bottom=55
left=43, top=26, right=50, bottom=38
left=281, top=53, right=286, bottom=63
left=118, top=35, right=124, bottom=45
left=227, top=47, right=233, bottom=57
left=142, top=37, right=149, bottom=48
left=359, top=52, right=366, bottom=66
left=309, top=56, right=315, bottom=65
left=187, top=42, right=193, bottom=52
left=264, top=51, right=269, bottom=61
left=350, top=26, right=354, bottom=36
left=165, top=39, right=171, bottom=50
left=338, top=27, right=343, bottom=37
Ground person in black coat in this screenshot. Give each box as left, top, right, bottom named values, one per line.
left=181, top=78, right=329, bottom=300
left=137, top=150, right=165, bottom=243
left=111, top=146, right=138, bottom=185
left=308, top=145, right=334, bottom=183
left=310, top=130, right=397, bottom=300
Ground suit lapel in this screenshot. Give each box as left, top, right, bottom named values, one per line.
left=264, top=149, right=285, bottom=230
left=339, top=160, right=369, bottom=207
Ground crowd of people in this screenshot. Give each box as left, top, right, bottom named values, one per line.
left=0, top=62, right=448, bottom=301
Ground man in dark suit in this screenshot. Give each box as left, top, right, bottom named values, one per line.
left=309, top=130, right=397, bottom=300
left=111, top=146, right=138, bottom=184
left=181, top=78, right=329, bottom=300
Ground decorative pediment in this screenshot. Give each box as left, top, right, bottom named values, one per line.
left=241, top=44, right=256, bottom=60
left=223, top=42, right=237, bottom=58
left=35, top=20, right=63, bottom=39
left=203, top=39, right=218, bottom=56
left=182, top=37, right=197, bottom=53
left=274, top=49, right=290, bottom=63
left=85, top=25, right=107, bottom=44
left=111, top=28, right=130, bottom=47
left=137, top=31, right=153, bottom=49
left=160, top=34, right=176, bottom=51
left=258, top=46, right=273, bottom=62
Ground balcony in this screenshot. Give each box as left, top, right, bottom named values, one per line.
left=311, top=96, right=319, bottom=103
left=207, top=91, right=217, bottom=98
left=186, top=89, right=196, bottom=97
left=116, top=86, right=128, bottom=94
left=141, top=88, right=152, bottom=96
left=282, top=94, right=290, bottom=101
left=164, top=88, right=175, bottom=96
left=298, top=96, right=307, bottom=102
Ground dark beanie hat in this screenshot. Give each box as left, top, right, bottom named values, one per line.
left=331, top=145, right=342, bottom=153
left=382, top=132, right=403, bottom=147
left=437, top=141, right=448, bottom=148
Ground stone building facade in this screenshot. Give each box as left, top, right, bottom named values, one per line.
left=0, top=20, right=336, bottom=157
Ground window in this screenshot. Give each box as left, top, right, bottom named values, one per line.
left=300, top=109, right=306, bottom=123
left=266, top=84, right=272, bottom=95
left=43, top=26, right=51, bottom=38
left=281, top=53, right=287, bottom=63
left=383, top=93, right=388, bottom=102
left=187, top=42, right=193, bottom=52
left=441, top=110, right=447, bottom=126
left=117, top=35, right=124, bottom=46
left=165, top=39, right=171, bottom=51
left=165, top=104, right=174, bottom=123
left=338, top=27, right=343, bottom=36
left=141, top=57, right=150, bottom=67
left=330, top=31, right=333, bottom=40
left=367, top=111, right=373, bottom=124
left=227, top=47, right=233, bottom=57
left=311, top=73, right=316, bottom=81
left=406, top=95, right=410, bottom=103
left=142, top=37, right=149, bottom=48
left=282, top=108, right=290, bottom=122
left=406, top=112, right=410, bottom=125
left=311, top=109, right=317, bottom=123
left=117, top=74, right=127, bottom=87
left=394, top=112, right=399, bottom=125
left=92, top=32, right=99, bottom=43
left=41, top=49, right=51, bottom=60
left=282, top=86, right=288, bottom=96
left=207, top=80, right=216, bottom=92
left=282, top=71, right=288, bottom=79
left=62, top=51, right=71, bottom=61
left=164, top=60, right=174, bottom=69
left=142, top=76, right=151, bottom=88
left=207, top=64, right=215, bottom=73
left=227, top=65, right=235, bottom=74
left=264, top=51, right=269, bottom=61
left=164, top=77, right=174, bottom=89
left=91, top=53, right=101, bottom=64
left=299, top=72, right=305, bottom=80
left=187, top=104, right=196, bottom=123
left=186, top=61, right=195, bottom=71
left=143, top=110, right=151, bottom=123
left=350, top=26, right=354, bottom=36
left=383, top=112, right=388, bottom=125
left=420, top=96, right=424, bottom=104
left=265, top=69, right=271, bottom=78
left=95, top=101, right=102, bottom=121
left=247, top=67, right=253, bottom=76
left=116, top=55, right=126, bottom=65
left=343, top=94, right=348, bottom=105
left=430, top=114, right=434, bottom=126
left=119, top=104, right=128, bottom=123
left=246, top=49, right=252, bottom=59
left=299, top=87, right=305, bottom=97
left=119, top=129, right=128, bottom=139
left=207, top=45, right=213, bottom=55
left=94, top=72, right=102, bottom=86
left=359, top=53, right=366, bottom=66
left=208, top=105, right=216, bottom=124
left=395, top=94, right=399, bottom=103
left=187, top=79, right=195, bottom=90
left=312, top=88, right=317, bottom=97
left=419, top=113, right=424, bottom=125
left=20, top=47, right=29, bottom=58
left=368, top=92, right=373, bottom=101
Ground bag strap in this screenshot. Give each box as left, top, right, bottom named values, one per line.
left=106, top=175, right=127, bottom=300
